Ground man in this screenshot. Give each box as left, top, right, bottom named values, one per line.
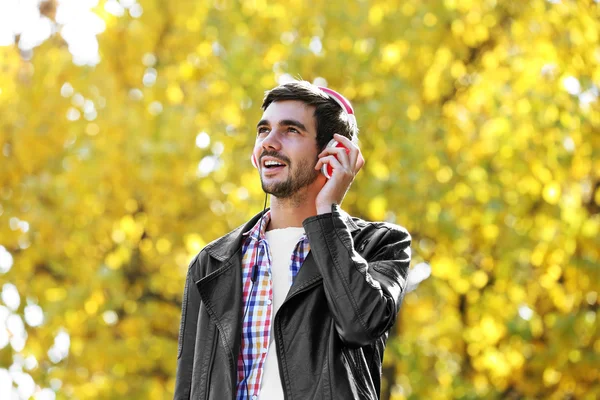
left=174, top=81, right=411, bottom=399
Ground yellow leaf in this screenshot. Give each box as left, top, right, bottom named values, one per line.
left=166, top=85, right=184, bottom=104
left=368, top=196, right=387, bottom=221
left=542, top=182, right=561, bottom=204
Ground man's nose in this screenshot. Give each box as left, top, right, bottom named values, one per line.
left=261, top=129, right=282, bottom=150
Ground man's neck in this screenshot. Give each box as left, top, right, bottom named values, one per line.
left=267, top=200, right=316, bottom=230
left=266, top=186, right=320, bottom=230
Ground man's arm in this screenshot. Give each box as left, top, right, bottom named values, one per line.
left=303, top=205, right=411, bottom=348
left=174, top=254, right=201, bottom=400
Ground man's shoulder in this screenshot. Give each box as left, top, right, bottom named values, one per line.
left=204, top=221, right=246, bottom=250
left=192, top=212, right=265, bottom=263
left=347, top=212, right=410, bottom=239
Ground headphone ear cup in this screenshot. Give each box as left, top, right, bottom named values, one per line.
left=251, top=154, right=258, bottom=169
left=321, top=139, right=339, bottom=179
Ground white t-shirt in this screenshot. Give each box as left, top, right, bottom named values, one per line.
left=259, top=227, right=306, bottom=400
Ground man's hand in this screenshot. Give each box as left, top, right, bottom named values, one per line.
left=314, top=134, right=365, bottom=214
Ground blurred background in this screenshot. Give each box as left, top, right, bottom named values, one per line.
left=0, top=0, right=599, bottom=399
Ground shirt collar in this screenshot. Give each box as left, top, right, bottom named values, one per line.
left=242, top=210, right=271, bottom=242
left=242, top=210, right=310, bottom=244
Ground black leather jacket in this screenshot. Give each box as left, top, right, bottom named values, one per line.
left=174, top=205, right=411, bottom=400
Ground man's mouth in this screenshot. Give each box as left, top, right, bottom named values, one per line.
left=261, top=158, right=288, bottom=172
left=264, top=161, right=285, bottom=168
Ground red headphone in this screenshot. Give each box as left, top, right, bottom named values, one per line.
left=251, top=86, right=358, bottom=177
left=317, top=86, right=357, bottom=129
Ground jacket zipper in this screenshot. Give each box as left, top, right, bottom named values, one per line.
left=357, top=239, right=369, bottom=253
left=342, top=347, right=371, bottom=398
left=204, top=328, right=218, bottom=400
left=177, top=275, right=190, bottom=359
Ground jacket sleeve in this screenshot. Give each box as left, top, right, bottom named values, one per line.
left=302, top=204, right=411, bottom=348
left=174, top=254, right=201, bottom=400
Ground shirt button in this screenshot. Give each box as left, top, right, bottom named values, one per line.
left=262, top=347, right=268, bottom=353
left=267, top=299, right=272, bottom=305
left=252, top=396, right=257, bottom=400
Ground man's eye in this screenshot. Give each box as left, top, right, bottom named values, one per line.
left=288, top=127, right=299, bottom=133
left=257, top=127, right=269, bottom=135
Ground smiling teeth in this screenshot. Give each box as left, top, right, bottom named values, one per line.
left=265, top=161, right=284, bottom=167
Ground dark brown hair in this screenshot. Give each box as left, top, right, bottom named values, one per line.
left=261, top=81, right=359, bottom=150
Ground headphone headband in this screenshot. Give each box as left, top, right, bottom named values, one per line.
left=317, top=86, right=357, bottom=128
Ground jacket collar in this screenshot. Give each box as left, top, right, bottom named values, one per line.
left=203, top=205, right=359, bottom=261
left=202, top=210, right=267, bottom=262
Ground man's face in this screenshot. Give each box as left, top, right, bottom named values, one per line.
left=253, top=100, right=321, bottom=198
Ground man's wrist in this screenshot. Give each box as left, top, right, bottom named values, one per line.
left=316, top=202, right=336, bottom=215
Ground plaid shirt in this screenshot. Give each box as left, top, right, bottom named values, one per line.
left=235, top=211, right=311, bottom=399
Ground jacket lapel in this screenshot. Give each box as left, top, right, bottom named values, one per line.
left=195, top=210, right=266, bottom=371
left=285, top=251, right=321, bottom=300
left=196, top=253, right=242, bottom=372
left=286, top=209, right=361, bottom=300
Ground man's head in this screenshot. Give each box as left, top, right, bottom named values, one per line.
left=261, top=81, right=358, bottom=150
left=253, top=81, right=358, bottom=200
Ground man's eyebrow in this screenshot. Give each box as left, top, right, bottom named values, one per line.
left=279, top=119, right=308, bottom=132
left=256, top=119, right=308, bottom=132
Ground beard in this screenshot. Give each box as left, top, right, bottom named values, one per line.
left=261, top=156, right=320, bottom=199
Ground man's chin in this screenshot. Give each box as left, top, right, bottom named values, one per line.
left=261, top=175, right=285, bottom=188
left=261, top=181, right=289, bottom=197
left=260, top=170, right=320, bottom=199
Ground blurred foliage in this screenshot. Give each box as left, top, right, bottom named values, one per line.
left=0, top=0, right=599, bottom=399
